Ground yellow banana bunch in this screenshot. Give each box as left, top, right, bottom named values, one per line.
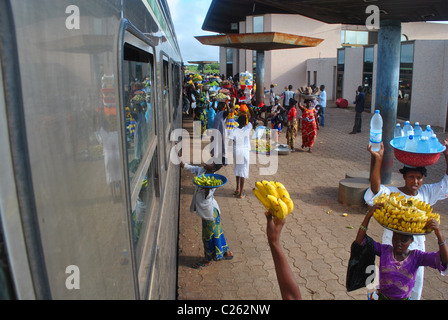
left=373, top=192, right=441, bottom=234
left=194, top=174, right=222, bottom=186
left=253, top=180, right=294, bottom=220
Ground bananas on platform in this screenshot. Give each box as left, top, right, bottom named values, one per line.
left=253, top=180, right=294, bottom=220
left=194, top=174, right=222, bottom=187
left=373, top=192, right=441, bottom=234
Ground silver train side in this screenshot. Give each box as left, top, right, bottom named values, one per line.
left=0, top=0, right=183, bottom=299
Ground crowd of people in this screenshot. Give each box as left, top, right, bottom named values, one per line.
left=182, top=73, right=326, bottom=154
left=180, top=71, right=448, bottom=300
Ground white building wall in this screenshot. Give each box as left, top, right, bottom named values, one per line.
left=343, top=47, right=364, bottom=104
left=306, top=58, right=337, bottom=100
left=410, top=40, right=448, bottom=130
left=266, top=14, right=341, bottom=97
left=402, top=22, right=448, bottom=41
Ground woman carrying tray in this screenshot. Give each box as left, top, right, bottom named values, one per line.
left=364, top=139, right=448, bottom=299
left=354, top=203, right=447, bottom=300
left=180, top=159, right=233, bottom=268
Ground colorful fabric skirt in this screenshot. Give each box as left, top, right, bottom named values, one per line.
left=195, top=108, right=207, bottom=134
left=301, top=110, right=317, bottom=148
left=202, top=208, right=230, bottom=261
left=226, top=117, right=237, bottom=130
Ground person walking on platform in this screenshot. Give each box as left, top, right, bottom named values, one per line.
left=349, top=86, right=365, bottom=134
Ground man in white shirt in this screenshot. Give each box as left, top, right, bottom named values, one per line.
left=283, top=85, right=295, bottom=109
left=318, top=85, right=326, bottom=126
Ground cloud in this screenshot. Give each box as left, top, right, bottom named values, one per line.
left=167, top=0, right=219, bottom=63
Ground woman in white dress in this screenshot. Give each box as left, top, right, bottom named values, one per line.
left=364, top=140, right=448, bottom=299
left=228, top=114, right=254, bottom=199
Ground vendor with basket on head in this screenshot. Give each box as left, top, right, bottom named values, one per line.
left=353, top=202, right=447, bottom=300
left=364, top=139, right=448, bottom=299
left=180, top=157, right=233, bottom=268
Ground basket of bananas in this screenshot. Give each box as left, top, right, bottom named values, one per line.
left=372, top=192, right=441, bottom=235
left=253, top=181, right=294, bottom=220
left=193, top=173, right=227, bottom=189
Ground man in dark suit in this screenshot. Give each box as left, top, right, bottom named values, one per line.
left=350, top=86, right=365, bottom=134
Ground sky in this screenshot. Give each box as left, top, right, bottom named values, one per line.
left=166, top=0, right=219, bottom=64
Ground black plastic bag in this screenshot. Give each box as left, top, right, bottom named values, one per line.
left=346, top=235, right=375, bottom=292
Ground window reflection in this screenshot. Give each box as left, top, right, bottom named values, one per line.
left=123, top=44, right=155, bottom=183
left=132, top=152, right=158, bottom=264
left=99, top=75, right=122, bottom=202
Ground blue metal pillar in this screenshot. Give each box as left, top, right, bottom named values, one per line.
left=375, top=19, right=401, bottom=184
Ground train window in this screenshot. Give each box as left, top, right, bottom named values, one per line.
left=131, top=150, right=159, bottom=270
left=123, top=43, right=156, bottom=187
left=162, top=57, right=171, bottom=132
left=172, top=62, right=180, bottom=121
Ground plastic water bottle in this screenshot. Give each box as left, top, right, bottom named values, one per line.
left=369, top=110, right=383, bottom=152
left=422, top=125, right=434, bottom=139
left=417, top=136, right=430, bottom=153
left=394, top=123, right=403, bottom=138
left=429, top=134, right=440, bottom=152
left=403, top=121, right=414, bottom=137
left=244, top=86, right=251, bottom=103
left=405, top=135, right=418, bottom=152
left=393, top=123, right=406, bottom=149
left=413, top=122, right=423, bottom=140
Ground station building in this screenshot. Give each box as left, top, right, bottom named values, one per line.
left=204, top=11, right=448, bottom=130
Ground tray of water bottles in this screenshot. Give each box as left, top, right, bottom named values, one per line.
left=390, top=122, right=446, bottom=167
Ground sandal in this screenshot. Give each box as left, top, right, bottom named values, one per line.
left=233, top=190, right=240, bottom=195
left=223, top=252, right=234, bottom=260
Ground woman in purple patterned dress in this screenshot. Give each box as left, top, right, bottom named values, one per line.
left=355, top=203, right=448, bottom=300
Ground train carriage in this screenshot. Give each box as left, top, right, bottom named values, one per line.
left=0, top=0, right=183, bottom=299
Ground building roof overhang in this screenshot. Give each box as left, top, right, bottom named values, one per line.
left=187, top=61, right=219, bottom=65
left=202, top=0, right=448, bottom=33
left=195, top=32, right=323, bottom=51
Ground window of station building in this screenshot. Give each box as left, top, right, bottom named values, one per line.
left=336, top=49, right=345, bottom=99
left=253, top=50, right=257, bottom=79
left=123, top=43, right=156, bottom=186
left=337, top=49, right=345, bottom=72
left=341, top=30, right=368, bottom=46
left=253, top=16, right=264, bottom=33
left=398, top=43, right=414, bottom=119
left=226, top=48, right=233, bottom=78
left=363, top=46, right=374, bottom=111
